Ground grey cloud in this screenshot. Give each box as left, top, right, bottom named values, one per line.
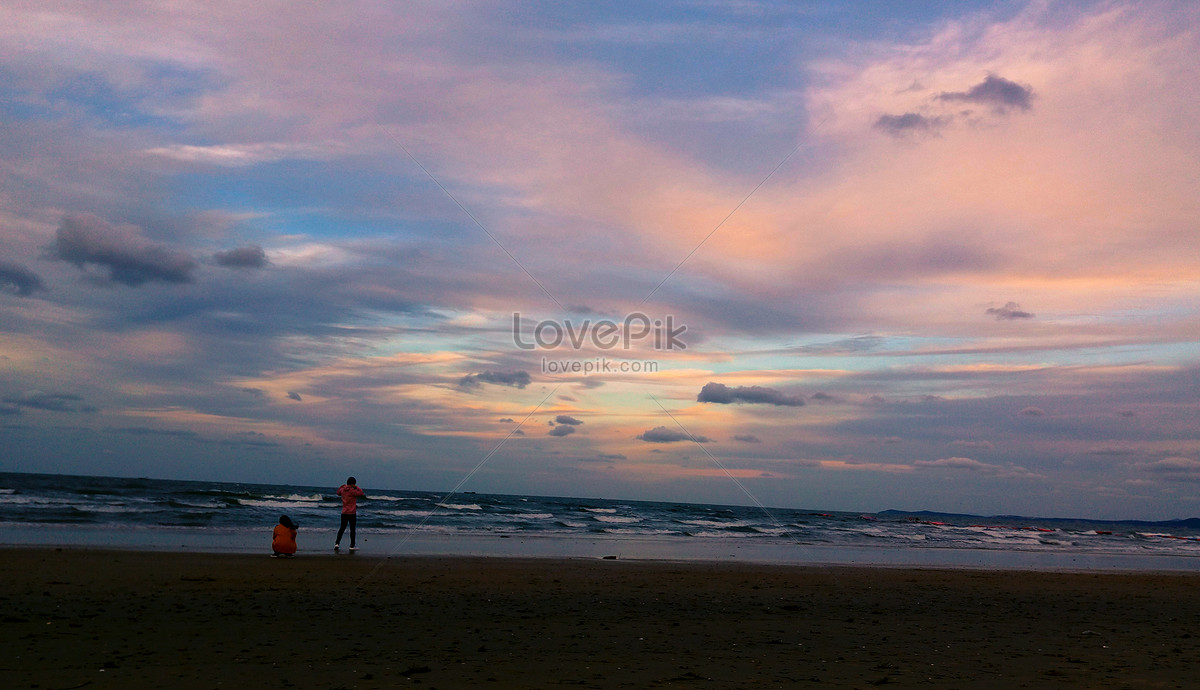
left=664, top=288, right=820, bottom=338
left=241, top=387, right=266, bottom=397
left=555, top=415, right=583, bottom=425
left=214, top=245, right=269, bottom=269
left=939, top=74, right=1033, bottom=111
left=794, top=335, right=885, bottom=355
left=52, top=214, right=196, bottom=286
left=834, top=237, right=999, bottom=280
left=458, top=370, right=532, bottom=389
left=832, top=366, right=1200, bottom=461
left=548, top=424, right=576, bottom=437
left=697, top=382, right=804, bottom=407
left=914, top=456, right=1038, bottom=478
left=286, top=391, right=302, bottom=401
left=574, top=455, right=611, bottom=463
left=220, top=431, right=282, bottom=449
left=1140, top=457, right=1200, bottom=482
left=987, top=301, right=1034, bottom=320
left=877, top=75, right=1032, bottom=142
left=1086, top=447, right=1141, bottom=457
left=874, top=112, right=947, bottom=137
left=637, top=426, right=711, bottom=443
left=915, top=457, right=987, bottom=471
left=0, top=261, right=46, bottom=296
left=950, top=440, right=995, bottom=450
left=598, top=453, right=626, bottom=460
left=498, top=417, right=514, bottom=423
left=2, top=391, right=97, bottom=413
left=733, top=434, right=762, bottom=443
left=113, top=426, right=200, bottom=439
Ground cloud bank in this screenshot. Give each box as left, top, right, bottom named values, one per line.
left=52, top=215, right=196, bottom=286
left=638, top=426, right=712, bottom=443
left=697, top=382, right=804, bottom=407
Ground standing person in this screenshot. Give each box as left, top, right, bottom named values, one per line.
left=272, top=515, right=298, bottom=558
left=335, top=476, right=365, bottom=552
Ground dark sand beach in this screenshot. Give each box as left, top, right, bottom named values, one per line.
left=4, top=549, right=1200, bottom=688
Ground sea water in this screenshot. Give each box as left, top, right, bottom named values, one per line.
left=2, top=472, right=1200, bottom=571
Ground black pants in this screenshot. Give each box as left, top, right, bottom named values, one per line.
left=336, top=513, right=357, bottom=547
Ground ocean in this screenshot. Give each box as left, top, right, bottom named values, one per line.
left=3, top=472, right=1200, bottom=571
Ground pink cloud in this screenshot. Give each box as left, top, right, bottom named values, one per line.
left=915, top=456, right=1039, bottom=478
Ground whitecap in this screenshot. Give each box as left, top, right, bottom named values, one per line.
left=377, top=509, right=437, bottom=518
left=238, top=498, right=323, bottom=509
left=680, top=519, right=753, bottom=528
left=262, top=493, right=323, bottom=502
left=593, top=515, right=641, bottom=524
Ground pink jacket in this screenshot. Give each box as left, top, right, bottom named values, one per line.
left=337, top=484, right=365, bottom=514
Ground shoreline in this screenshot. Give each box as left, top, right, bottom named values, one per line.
left=5, top=547, right=1200, bottom=688
left=5, top=523, right=1200, bottom=573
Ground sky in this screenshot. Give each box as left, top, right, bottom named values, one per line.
left=1, top=0, right=1199, bottom=520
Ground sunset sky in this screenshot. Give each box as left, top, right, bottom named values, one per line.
left=2, top=1, right=1199, bottom=519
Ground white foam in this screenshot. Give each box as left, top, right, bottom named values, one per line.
left=593, top=515, right=641, bottom=524
left=378, top=509, right=436, bottom=518
left=690, top=530, right=757, bottom=538
left=86, top=504, right=156, bottom=514
left=752, top=526, right=794, bottom=536
left=680, top=519, right=753, bottom=528
left=0, top=496, right=77, bottom=506
left=238, top=498, right=323, bottom=510
left=263, top=493, right=323, bottom=502
left=171, top=500, right=223, bottom=509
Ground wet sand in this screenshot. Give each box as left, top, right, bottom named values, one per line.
left=4, top=548, right=1200, bottom=688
